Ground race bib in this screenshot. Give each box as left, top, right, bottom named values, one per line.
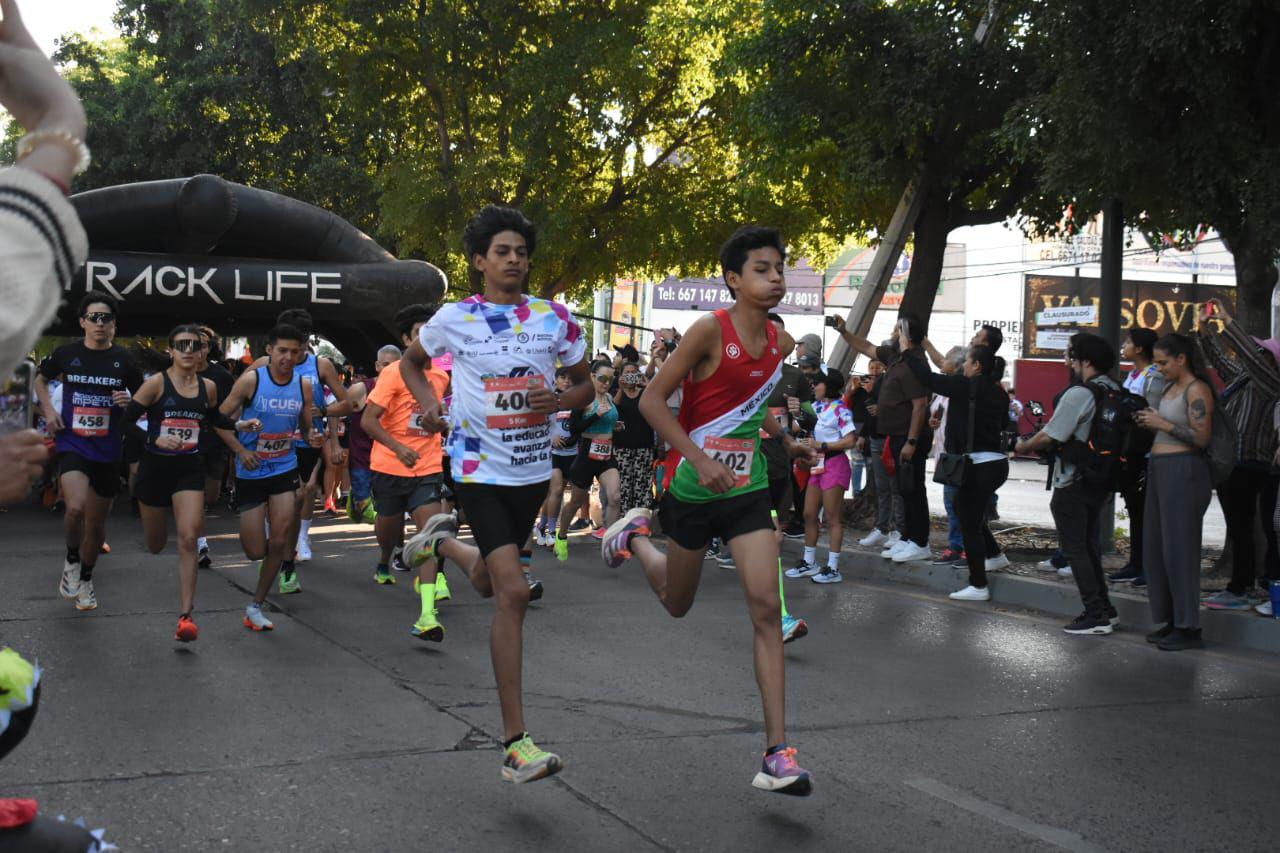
left=71, top=406, right=110, bottom=437
left=588, top=436, right=613, bottom=460
left=407, top=411, right=431, bottom=437
left=760, top=406, right=787, bottom=439
left=704, top=436, right=754, bottom=488
left=485, top=376, right=546, bottom=429
left=159, top=418, right=199, bottom=452
left=257, top=432, right=293, bottom=459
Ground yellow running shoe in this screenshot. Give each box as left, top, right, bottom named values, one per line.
left=553, top=536, right=568, bottom=563
left=501, top=734, right=563, bottom=784
left=374, top=567, right=396, bottom=585
left=410, top=607, right=444, bottom=642
left=434, top=571, right=451, bottom=602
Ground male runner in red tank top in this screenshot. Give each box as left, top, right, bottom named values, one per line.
left=600, top=226, right=818, bottom=795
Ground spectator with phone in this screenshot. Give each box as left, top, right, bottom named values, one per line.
left=1197, top=298, right=1280, bottom=610
left=1107, top=327, right=1162, bottom=588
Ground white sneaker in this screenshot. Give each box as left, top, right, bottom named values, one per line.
left=244, top=601, right=274, bottom=631
left=893, top=542, right=932, bottom=563
left=811, top=568, right=843, bottom=584
left=985, top=553, right=1011, bottom=572
left=1036, top=558, right=1059, bottom=572
left=59, top=559, right=80, bottom=599
left=881, top=541, right=907, bottom=559
left=785, top=560, right=821, bottom=578
left=859, top=529, right=888, bottom=548
left=949, top=585, right=991, bottom=601
left=296, top=535, right=313, bottom=562
left=1057, top=566, right=1074, bottom=578
left=405, top=512, right=459, bottom=567
left=74, top=580, right=97, bottom=611
left=1256, top=600, right=1273, bottom=617
left=886, top=530, right=902, bottom=547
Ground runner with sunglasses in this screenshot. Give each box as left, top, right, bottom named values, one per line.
left=35, top=293, right=143, bottom=612
left=122, top=325, right=258, bottom=641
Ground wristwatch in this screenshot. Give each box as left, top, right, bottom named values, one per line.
left=906, top=437, right=918, bottom=446
left=820, top=442, right=828, bottom=453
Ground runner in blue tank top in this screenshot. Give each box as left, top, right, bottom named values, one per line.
left=217, top=323, right=321, bottom=632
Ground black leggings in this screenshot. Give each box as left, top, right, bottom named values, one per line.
left=955, top=459, right=1008, bottom=588
left=1218, top=465, right=1280, bottom=594
left=890, top=432, right=933, bottom=546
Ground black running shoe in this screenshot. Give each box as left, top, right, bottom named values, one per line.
left=1063, top=612, right=1113, bottom=636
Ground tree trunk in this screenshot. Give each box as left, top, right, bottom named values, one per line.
left=1219, top=222, right=1279, bottom=336
left=898, top=186, right=951, bottom=331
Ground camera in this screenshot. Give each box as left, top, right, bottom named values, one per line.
left=664, top=338, right=676, bottom=353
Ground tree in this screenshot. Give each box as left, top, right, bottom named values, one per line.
left=733, top=0, right=1045, bottom=324
left=1010, top=0, right=1280, bottom=335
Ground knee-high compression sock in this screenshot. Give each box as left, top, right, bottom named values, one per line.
left=778, top=558, right=791, bottom=619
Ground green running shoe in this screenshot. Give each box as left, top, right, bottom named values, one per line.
left=278, top=570, right=302, bottom=594
left=553, top=536, right=568, bottom=563
left=501, top=734, right=563, bottom=784
left=374, top=567, right=396, bottom=585
left=411, top=608, right=444, bottom=642
left=360, top=497, right=377, bottom=525
left=434, top=571, right=451, bottom=602
left=345, top=495, right=359, bottom=522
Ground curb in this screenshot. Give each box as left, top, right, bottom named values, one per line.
left=782, top=539, right=1280, bottom=655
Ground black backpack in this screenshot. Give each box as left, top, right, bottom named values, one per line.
left=1060, top=380, right=1151, bottom=492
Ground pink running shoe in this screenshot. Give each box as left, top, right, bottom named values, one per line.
left=751, top=744, right=813, bottom=796
left=600, top=509, right=652, bottom=568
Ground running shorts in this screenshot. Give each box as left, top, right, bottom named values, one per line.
left=568, top=452, right=616, bottom=491
left=295, top=446, right=325, bottom=483
left=135, top=452, right=205, bottom=507
left=58, top=452, right=121, bottom=499
left=657, top=487, right=775, bottom=551
left=453, top=481, right=549, bottom=557
left=201, top=445, right=228, bottom=482
left=235, top=470, right=301, bottom=511
left=372, top=472, right=445, bottom=517
left=551, top=453, right=575, bottom=477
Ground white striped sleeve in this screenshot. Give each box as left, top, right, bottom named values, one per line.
left=0, top=166, right=89, bottom=376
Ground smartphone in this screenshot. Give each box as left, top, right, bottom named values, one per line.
left=1205, top=302, right=1217, bottom=318
left=0, top=360, right=36, bottom=434
left=824, top=315, right=840, bottom=328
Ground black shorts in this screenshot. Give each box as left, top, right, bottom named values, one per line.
left=123, top=429, right=146, bottom=465
left=58, top=452, right=121, bottom=499
left=551, top=453, right=575, bottom=477
left=658, top=488, right=776, bottom=551
left=569, top=451, right=617, bottom=491
left=767, top=476, right=790, bottom=513
left=235, top=470, right=301, bottom=511
left=372, top=472, right=446, bottom=517
left=296, top=446, right=325, bottom=483
left=135, top=452, right=205, bottom=507
left=453, top=481, right=549, bottom=557
left=441, top=456, right=455, bottom=501
left=201, top=446, right=228, bottom=482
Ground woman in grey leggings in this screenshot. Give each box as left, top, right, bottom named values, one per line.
left=1133, top=333, right=1214, bottom=651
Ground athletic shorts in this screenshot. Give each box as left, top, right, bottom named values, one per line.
left=372, top=472, right=445, bottom=517
left=441, top=456, right=455, bottom=501
left=201, top=446, right=228, bottom=482
left=123, top=429, right=146, bottom=466
left=813, top=451, right=852, bottom=491
left=551, top=453, right=575, bottom=477
left=453, top=481, right=549, bottom=557
left=350, top=466, right=373, bottom=503
left=657, top=488, right=775, bottom=551
left=295, top=446, right=326, bottom=483
left=235, top=470, right=301, bottom=511
left=569, top=451, right=616, bottom=491
left=58, top=452, right=121, bottom=499
left=135, top=452, right=205, bottom=507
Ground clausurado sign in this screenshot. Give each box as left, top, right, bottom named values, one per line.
left=1021, top=274, right=1234, bottom=358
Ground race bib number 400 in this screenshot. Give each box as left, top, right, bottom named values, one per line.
left=257, top=432, right=293, bottom=459
left=704, top=436, right=754, bottom=489
left=485, top=376, right=546, bottom=429
left=159, top=418, right=199, bottom=452
left=71, top=406, right=110, bottom=437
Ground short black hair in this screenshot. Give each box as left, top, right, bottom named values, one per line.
left=767, top=312, right=785, bottom=326
left=1126, top=327, right=1158, bottom=361
left=276, top=308, right=313, bottom=337
left=813, top=367, right=845, bottom=398
left=554, top=366, right=572, bottom=380
left=167, top=324, right=204, bottom=346
left=394, top=303, right=437, bottom=339
left=979, top=324, right=1004, bottom=354
left=268, top=323, right=306, bottom=346
left=719, top=226, right=786, bottom=290
left=1068, top=332, right=1116, bottom=373
left=463, top=205, right=537, bottom=287
left=78, top=292, right=118, bottom=317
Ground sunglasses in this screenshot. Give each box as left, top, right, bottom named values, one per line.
left=83, top=312, right=115, bottom=325
left=172, top=339, right=208, bottom=353
left=594, top=374, right=613, bottom=382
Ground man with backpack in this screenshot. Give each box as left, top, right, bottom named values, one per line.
left=1016, top=333, right=1140, bottom=636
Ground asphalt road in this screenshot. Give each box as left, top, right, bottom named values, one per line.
left=0, top=504, right=1274, bottom=851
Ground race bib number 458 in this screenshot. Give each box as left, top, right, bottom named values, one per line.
left=704, top=436, right=754, bottom=489
left=71, top=406, right=110, bottom=437
left=485, top=376, right=546, bottom=429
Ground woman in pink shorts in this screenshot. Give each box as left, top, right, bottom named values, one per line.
left=801, top=368, right=857, bottom=583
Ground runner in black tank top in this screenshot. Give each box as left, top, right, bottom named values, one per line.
left=123, top=325, right=253, bottom=642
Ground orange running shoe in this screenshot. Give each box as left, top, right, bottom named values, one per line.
left=175, top=614, right=199, bottom=642
left=324, top=497, right=338, bottom=513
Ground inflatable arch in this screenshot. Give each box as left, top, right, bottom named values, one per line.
left=55, top=174, right=447, bottom=364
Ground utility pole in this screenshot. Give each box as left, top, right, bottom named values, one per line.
left=1099, top=199, right=1124, bottom=355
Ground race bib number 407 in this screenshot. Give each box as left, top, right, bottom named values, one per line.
left=704, top=436, right=754, bottom=489
left=71, top=406, right=110, bottom=437
left=257, top=432, right=293, bottom=459
left=159, top=418, right=199, bottom=452
left=484, top=376, right=546, bottom=429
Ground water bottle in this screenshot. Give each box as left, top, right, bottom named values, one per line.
left=1270, top=580, right=1280, bottom=619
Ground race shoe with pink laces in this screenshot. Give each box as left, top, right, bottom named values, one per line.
left=600, top=508, right=652, bottom=568
left=751, top=743, right=813, bottom=796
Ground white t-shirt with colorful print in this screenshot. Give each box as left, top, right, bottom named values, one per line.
left=813, top=398, right=856, bottom=445
left=419, top=295, right=586, bottom=486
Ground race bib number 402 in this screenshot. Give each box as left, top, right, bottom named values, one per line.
left=159, top=418, right=199, bottom=452
left=71, top=406, right=110, bottom=437
left=485, top=376, right=546, bottom=429
left=704, top=436, right=754, bottom=489
left=257, top=432, right=293, bottom=459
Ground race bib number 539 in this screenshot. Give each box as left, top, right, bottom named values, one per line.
left=485, top=376, right=546, bottom=429
left=704, top=436, right=754, bottom=489
left=159, top=418, right=199, bottom=452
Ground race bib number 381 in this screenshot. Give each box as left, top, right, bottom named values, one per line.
left=485, top=376, right=546, bottom=429
left=704, top=436, right=754, bottom=489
